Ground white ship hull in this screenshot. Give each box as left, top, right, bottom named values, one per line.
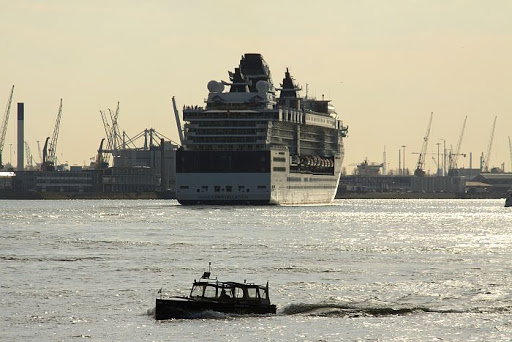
left=176, top=150, right=343, bottom=205
left=176, top=172, right=340, bottom=205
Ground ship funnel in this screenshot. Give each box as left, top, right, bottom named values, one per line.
left=17, top=103, right=24, bottom=170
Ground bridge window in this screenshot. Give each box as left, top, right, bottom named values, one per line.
left=247, top=288, right=258, bottom=299
left=234, top=287, right=244, bottom=298
left=204, top=285, right=217, bottom=298
left=190, top=285, right=204, bottom=297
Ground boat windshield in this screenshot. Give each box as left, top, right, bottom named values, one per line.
left=233, top=287, right=244, bottom=298
left=204, top=285, right=217, bottom=298
left=190, top=284, right=204, bottom=297
left=247, top=287, right=258, bottom=299
left=233, top=285, right=261, bottom=299
left=191, top=283, right=234, bottom=299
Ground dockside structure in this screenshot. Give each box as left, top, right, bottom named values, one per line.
left=2, top=142, right=177, bottom=196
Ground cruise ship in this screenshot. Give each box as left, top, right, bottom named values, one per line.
left=176, top=53, right=348, bottom=205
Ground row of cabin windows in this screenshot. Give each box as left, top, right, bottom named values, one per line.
left=187, top=111, right=277, bottom=120
left=188, top=145, right=267, bottom=151
left=179, top=185, right=267, bottom=192
left=210, top=185, right=267, bottom=192
left=189, top=137, right=260, bottom=143
left=190, top=128, right=264, bottom=135
left=191, top=284, right=267, bottom=300
left=189, top=120, right=269, bottom=127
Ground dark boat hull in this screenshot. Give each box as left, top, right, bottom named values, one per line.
left=155, top=298, right=277, bottom=319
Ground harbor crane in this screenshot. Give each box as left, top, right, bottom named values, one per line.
left=108, top=102, right=122, bottom=150
left=0, top=85, right=15, bottom=169
left=411, top=151, right=441, bottom=175
left=41, top=99, right=63, bottom=171
left=99, top=110, right=112, bottom=167
left=37, top=140, right=42, bottom=163
left=42, top=137, right=50, bottom=169
left=98, top=102, right=127, bottom=168
left=98, top=110, right=112, bottom=163
left=448, top=116, right=467, bottom=175
left=482, top=116, right=497, bottom=172
left=25, top=141, right=34, bottom=168
left=95, top=138, right=107, bottom=169
left=172, top=96, right=184, bottom=146
left=414, top=112, right=433, bottom=177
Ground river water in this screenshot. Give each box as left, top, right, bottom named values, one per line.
left=1, top=199, right=511, bottom=341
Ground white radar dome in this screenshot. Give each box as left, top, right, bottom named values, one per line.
left=207, top=80, right=224, bottom=93
left=256, top=80, right=270, bottom=93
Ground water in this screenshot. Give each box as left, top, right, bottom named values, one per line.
left=1, top=199, right=511, bottom=341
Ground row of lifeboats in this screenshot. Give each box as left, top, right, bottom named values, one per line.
left=291, top=155, right=334, bottom=169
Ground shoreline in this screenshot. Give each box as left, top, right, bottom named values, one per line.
left=0, top=191, right=174, bottom=200
left=0, top=190, right=505, bottom=200
left=336, top=192, right=505, bottom=200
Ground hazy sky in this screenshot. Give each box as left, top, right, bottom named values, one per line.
left=1, top=0, right=511, bottom=173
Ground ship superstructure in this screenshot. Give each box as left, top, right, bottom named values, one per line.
left=176, top=53, right=348, bottom=204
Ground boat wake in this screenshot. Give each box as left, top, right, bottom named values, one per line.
left=149, top=303, right=512, bottom=320
left=279, top=303, right=512, bottom=317
left=146, top=307, right=155, bottom=317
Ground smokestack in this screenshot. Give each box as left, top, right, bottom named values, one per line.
left=160, top=138, right=166, bottom=190
left=17, top=103, right=24, bottom=171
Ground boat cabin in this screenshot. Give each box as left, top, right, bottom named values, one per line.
left=155, top=265, right=277, bottom=319
left=190, top=280, right=271, bottom=304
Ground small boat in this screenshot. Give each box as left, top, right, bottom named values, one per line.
left=155, top=265, right=277, bottom=319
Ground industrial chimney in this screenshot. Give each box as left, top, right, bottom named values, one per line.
left=17, top=103, right=24, bottom=171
